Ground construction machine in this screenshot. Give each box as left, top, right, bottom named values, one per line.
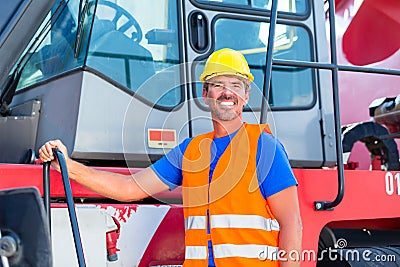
left=0, top=0, right=399, bottom=266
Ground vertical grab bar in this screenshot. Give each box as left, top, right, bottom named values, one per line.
left=50, top=149, right=86, bottom=267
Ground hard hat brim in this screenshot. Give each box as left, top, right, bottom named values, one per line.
left=200, top=72, right=254, bottom=82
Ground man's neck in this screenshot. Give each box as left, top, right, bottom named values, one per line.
left=212, top=118, right=244, bottom=138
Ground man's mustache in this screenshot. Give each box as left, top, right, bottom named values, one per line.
left=217, top=94, right=238, bottom=104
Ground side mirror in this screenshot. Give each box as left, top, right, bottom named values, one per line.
left=0, top=187, right=52, bottom=267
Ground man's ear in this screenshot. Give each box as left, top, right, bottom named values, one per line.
left=202, top=86, right=209, bottom=105
left=243, top=90, right=250, bottom=105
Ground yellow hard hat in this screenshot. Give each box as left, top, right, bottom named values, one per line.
left=199, top=48, right=254, bottom=82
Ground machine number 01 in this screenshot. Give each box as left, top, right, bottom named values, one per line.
left=385, top=172, right=400, bottom=196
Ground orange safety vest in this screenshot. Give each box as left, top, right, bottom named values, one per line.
left=182, top=123, right=279, bottom=267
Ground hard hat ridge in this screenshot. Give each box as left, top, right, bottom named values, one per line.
left=199, top=48, right=254, bottom=82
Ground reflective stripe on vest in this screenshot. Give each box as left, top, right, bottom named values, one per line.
left=213, top=244, right=278, bottom=261
left=210, top=214, right=280, bottom=231
left=185, top=216, right=207, bottom=231
left=185, top=214, right=280, bottom=231
left=185, top=246, right=207, bottom=260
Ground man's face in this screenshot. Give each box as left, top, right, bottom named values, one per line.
left=202, top=75, right=249, bottom=121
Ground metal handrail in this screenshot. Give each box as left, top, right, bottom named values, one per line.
left=260, top=0, right=279, bottom=124
left=49, top=149, right=86, bottom=267
left=314, top=0, right=344, bottom=210
left=259, top=0, right=345, bottom=210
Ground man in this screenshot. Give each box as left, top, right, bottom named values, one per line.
left=40, top=48, right=302, bottom=266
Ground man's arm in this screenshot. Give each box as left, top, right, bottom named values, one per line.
left=267, top=185, right=302, bottom=266
left=39, top=140, right=169, bottom=202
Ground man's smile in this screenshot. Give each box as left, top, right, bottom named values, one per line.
left=220, top=101, right=234, bottom=106
left=216, top=95, right=238, bottom=108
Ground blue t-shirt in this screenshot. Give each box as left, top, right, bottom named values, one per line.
left=151, top=130, right=297, bottom=266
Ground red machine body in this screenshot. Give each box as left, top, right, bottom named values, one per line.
left=0, top=0, right=399, bottom=266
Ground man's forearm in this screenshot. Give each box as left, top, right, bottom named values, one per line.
left=66, top=158, right=148, bottom=202
left=39, top=140, right=167, bottom=201
left=278, top=221, right=303, bottom=266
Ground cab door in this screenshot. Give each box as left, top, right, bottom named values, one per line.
left=183, top=0, right=336, bottom=168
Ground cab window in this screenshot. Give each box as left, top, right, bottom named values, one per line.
left=194, top=17, right=314, bottom=110
left=87, top=0, right=182, bottom=108
left=196, top=0, right=308, bottom=15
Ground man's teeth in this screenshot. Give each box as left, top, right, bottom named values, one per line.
left=220, top=102, right=234, bottom=106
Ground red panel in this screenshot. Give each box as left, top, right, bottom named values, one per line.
left=0, top=164, right=180, bottom=199
left=2, top=164, right=400, bottom=267
left=294, top=168, right=400, bottom=267
left=139, top=206, right=185, bottom=267
left=149, top=130, right=175, bottom=142
left=343, top=0, right=400, bottom=65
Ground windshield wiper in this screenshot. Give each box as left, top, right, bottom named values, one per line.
left=74, top=0, right=90, bottom=58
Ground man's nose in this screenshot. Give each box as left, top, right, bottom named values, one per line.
left=220, top=85, right=235, bottom=94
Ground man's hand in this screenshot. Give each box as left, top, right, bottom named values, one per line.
left=39, top=140, right=69, bottom=172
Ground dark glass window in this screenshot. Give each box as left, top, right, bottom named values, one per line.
left=87, top=0, right=182, bottom=107
left=196, top=0, right=307, bottom=15
left=16, top=0, right=183, bottom=109
left=195, top=18, right=314, bottom=110
left=17, top=0, right=83, bottom=89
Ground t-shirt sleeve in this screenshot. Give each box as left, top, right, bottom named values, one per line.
left=256, top=132, right=298, bottom=198
left=150, top=138, right=192, bottom=190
